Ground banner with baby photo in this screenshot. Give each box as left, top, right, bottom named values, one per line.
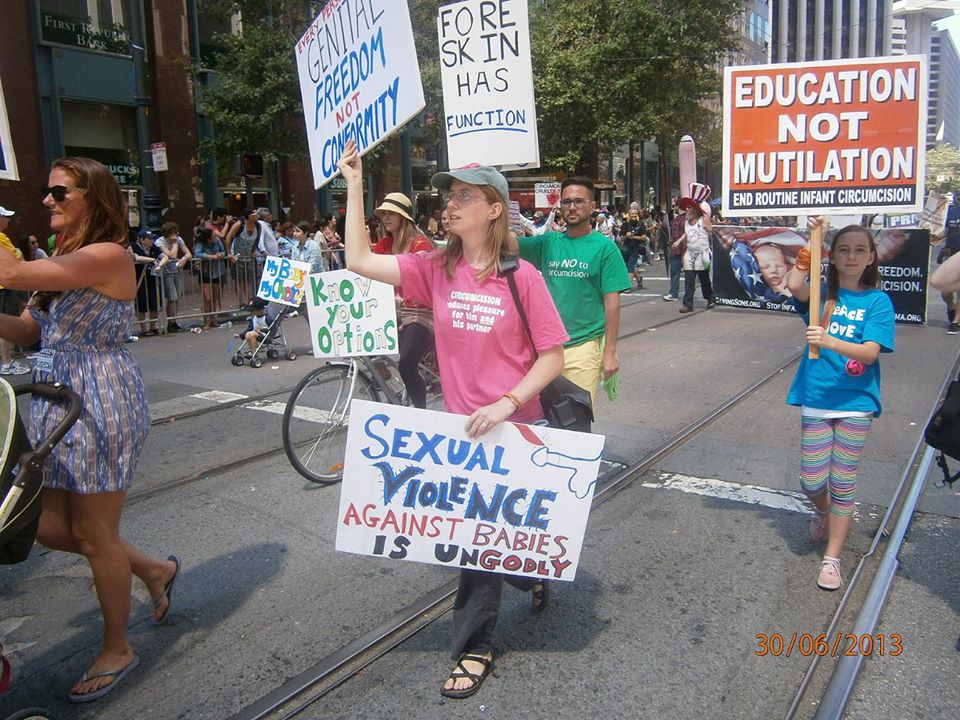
left=711, top=225, right=929, bottom=324
left=337, top=400, right=606, bottom=581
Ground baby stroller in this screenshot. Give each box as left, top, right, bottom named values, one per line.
left=0, top=378, right=82, bottom=719
left=230, top=300, right=298, bottom=369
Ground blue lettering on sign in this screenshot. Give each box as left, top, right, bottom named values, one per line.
left=321, top=76, right=401, bottom=179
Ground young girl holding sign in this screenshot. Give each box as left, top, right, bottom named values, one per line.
left=785, top=219, right=895, bottom=591
left=338, top=140, right=567, bottom=699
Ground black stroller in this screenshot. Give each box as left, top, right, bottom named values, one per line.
left=230, top=300, right=298, bottom=369
left=0, top=378, right=82, bottom=719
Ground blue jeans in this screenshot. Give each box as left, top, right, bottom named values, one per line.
left=668, top=253, right=681, bottom=298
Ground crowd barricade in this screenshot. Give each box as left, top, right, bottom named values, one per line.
left=132, top=256, right=267, bottom=334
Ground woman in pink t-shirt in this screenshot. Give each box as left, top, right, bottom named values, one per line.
left=338, top=140, right=567, bottom=700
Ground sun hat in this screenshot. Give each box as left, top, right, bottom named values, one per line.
left=375, top=193, right=415, bottom=223
left=533, top=210, right=544, bottom=219
left=0, top=207, right=14, bottom=217
left=431, top=165, right=510, bottom=205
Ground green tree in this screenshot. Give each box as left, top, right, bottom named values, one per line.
left=197, top=0, right=308, bottom=177
left=926, top=143, right=960, bottom=195
left=530, top=0, right=741, bottom=174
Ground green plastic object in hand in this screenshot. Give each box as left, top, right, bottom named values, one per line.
left=602, top=371, right=619, bottom=401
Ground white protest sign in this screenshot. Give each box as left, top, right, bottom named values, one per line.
left=305, top=269, right=398, bottom=358
left=534, top=182, right=560, bottom=209
left=337, top=400, right=605, bottom=582
left=295, top=1, right=425, bottom=189
left=257, top=256, right=312, bottom=307
left=438, top=0, right=540, bottom=168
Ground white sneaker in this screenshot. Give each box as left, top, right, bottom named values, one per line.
left=0, top=361, right=31, bottom=376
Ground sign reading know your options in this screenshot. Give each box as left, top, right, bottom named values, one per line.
left=722, top=56, right=927, bottom=216
left=438, top=0, right=540, bottom=168
left=304, top=269, right=398, bottom=358
left=337, top=401, right=605, bottom=581
left=295, top=0, right=425, bottom=189
left=257, top=257, right=312, bottom=307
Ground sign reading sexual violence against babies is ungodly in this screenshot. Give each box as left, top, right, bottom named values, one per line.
left=722, top=56, right=927, bottom=217
left=337, top=401, right=605, bottom=581
left=295, top=0, right=425, bottom=189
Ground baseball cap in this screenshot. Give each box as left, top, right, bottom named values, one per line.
left=0, top=206, right=14, bottom=217
left=432, top=166, right=509, bottom=205
left=137, top=228, right=154, bottom=239
left=244, top=297, right=269, bottom=311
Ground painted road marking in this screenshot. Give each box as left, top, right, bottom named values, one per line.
left=644, top=472, right=813, bottom=514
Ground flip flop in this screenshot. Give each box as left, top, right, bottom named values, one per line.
left=440, top=653, right=493, bottom=699
left=68, top=655, right=140, bottom=703
left=531, top=581, right=550, bottom=612
left=152, top=555, right=181, bottom=624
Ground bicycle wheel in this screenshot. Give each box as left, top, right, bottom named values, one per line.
left=282, top=363, right=379, bottom=484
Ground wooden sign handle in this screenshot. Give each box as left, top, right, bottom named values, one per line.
left=807, top=223, right=823, bottom=360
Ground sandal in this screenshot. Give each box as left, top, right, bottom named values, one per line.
left=531, top=580, right=549, bottom=612
left=440, top=653, right=493, bottom=699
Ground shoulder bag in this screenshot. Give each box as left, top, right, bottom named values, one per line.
left=924, top=370, right=960, bottom=486
left=501, top=256, right=593, bottom=432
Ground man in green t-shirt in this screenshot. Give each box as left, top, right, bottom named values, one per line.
left=517, top=177, right=631, bottom=404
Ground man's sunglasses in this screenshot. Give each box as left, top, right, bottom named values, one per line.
left=42, top=185, right=85, bottom=202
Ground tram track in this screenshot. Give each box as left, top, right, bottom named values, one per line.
left=227, top=351, right=805, bottom=720
left=129, top=306, right=715, bottom=507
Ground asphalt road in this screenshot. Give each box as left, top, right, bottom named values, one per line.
left=1, top=268, right=957, bottom=719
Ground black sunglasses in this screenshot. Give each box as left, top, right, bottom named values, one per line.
left=42, top=185, right=85, bottom=202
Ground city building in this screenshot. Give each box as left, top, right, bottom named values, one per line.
left=770, top=0, right=894, bottom=62
left=891, top=1, right=960, bottom=148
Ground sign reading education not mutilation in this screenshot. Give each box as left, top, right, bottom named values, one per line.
left=722, top=56, right=927, bottom=216
left=337, top=400, right=605, bottom=581
left=295, top=0, right=425, bottom=189
left=304, top=269, right=398, bottom=358
left=437, top=0, right=539, bottom=168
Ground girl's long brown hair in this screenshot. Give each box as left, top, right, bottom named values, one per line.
left=820, top=224, right=880, bottom=327
left=31, top=157, right=129, bottom=310
left=389, top=215, right=417, bottom=255
left=441, top=185, right=509, bottom=280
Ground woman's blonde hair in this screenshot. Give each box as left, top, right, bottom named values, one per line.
left=388, top=214, right=418, bottom=255
left=441, top=185, right=509, bottom=280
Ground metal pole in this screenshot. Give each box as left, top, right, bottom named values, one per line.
left=125, top=0, right=162, bottom=230
left=401, top=130, right=414, bottom=200
left=187, top=0, right=220, bottom=210
left=812, top=449, right=934, bottom=719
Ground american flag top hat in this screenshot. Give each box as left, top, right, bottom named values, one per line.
left=678, top=182, right=712, bottom=211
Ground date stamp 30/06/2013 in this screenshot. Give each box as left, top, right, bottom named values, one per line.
left=755, top=632, right=903, bottom=658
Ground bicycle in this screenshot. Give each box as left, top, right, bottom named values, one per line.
left=281, top=352, right=441, bottom=485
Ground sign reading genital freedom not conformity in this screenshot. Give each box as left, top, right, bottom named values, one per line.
left=721, top=56, right=927, bottom=217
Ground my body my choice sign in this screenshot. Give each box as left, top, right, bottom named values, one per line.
left=722, top=56, right=927, bottom=216
left=337, top=400, right=605, bottom=581
left=295, top=0, right=425, bottom=189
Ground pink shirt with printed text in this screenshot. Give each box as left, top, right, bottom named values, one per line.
left=397, top=252, right=568, bottom=424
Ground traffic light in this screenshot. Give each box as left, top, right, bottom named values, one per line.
left=241, top=153, right=263, bottom=178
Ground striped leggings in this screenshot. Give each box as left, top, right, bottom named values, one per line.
left=800, top=415, right=873, bottom=516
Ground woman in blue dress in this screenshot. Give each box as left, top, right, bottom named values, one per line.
left=0, top=157, right=179, bottom=702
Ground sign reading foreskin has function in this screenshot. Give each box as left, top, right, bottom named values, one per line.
left=295, top=0, right=425, bottom=189
left=722, top=56, right=927, bottom=216
left=438, top=0, right=539, bottom=168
